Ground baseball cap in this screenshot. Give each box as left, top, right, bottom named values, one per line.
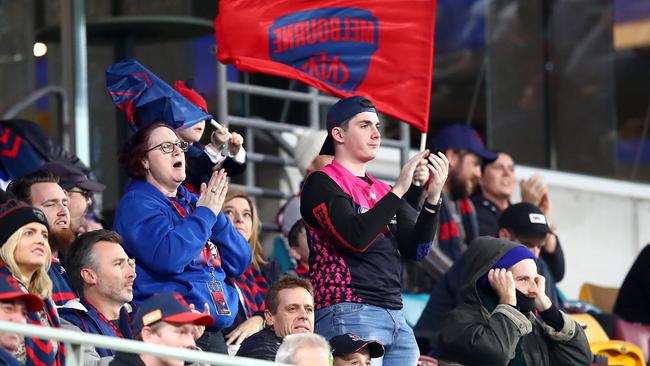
left=0, top=274, right=44, bottom=312
left=132, top=292, right=214, bottom=334
left=41, top=161, right=106, bottom=192
left=499, top=202, right=552, bottom=237
left=329, top=333, right=385, bottom=358
left=428, top=124, right=498, bottom=163
left=319, top=96, right=378, bottom=155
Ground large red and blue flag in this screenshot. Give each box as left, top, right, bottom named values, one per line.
left=105, top=59, right=212, bottom=131
left=214, top=0, right=436, bottom=132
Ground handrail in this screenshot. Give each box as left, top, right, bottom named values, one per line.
left=0, top=321, right=286, bottom=366
left=1, top=85, right=72, bottom=151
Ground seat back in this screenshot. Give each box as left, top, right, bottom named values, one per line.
left=579, top=283, right=620, bottom=313
left=402, top=293, right=430, bottom=327
left=590, top=341, right=646, bottom=366
left=417, top=355, right=438, bottom=366
left=615, top=319, right=650, bottom=362
left=570, top=313, right=611, bottom=343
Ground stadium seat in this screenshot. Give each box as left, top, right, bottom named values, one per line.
left=417, top=355, right=438, bottom=366
left=401, top=293, right=430, bottom=327
left=590, top=341, right=646, bottom=366
left=615, top=318, right=650, bottom=362
left=272, top=236, right=295, bottom=273
left=579, top=283, right=620, bottom=313
left=570, top=313, right=611, bottom=343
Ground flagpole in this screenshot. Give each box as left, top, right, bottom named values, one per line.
left=420, top=132, right=427, bottom=152
left=413, top=131, right=428, bottom=187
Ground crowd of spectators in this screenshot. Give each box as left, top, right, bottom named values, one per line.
left=2, top=67, right=645, bottom=366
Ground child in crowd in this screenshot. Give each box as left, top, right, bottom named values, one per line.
left=172, top=80, right=246, bottom=193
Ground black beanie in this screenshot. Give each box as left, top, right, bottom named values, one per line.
left=0, top=199, right=50, bottom=246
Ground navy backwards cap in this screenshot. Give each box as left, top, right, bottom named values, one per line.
left=0, top=274, right=44, bottom=312
left=0, top=198, right=49, bottom=247
left=429, top=124, right=498, bottom=163
left=499, top=202, right=551, bottom=237
left=319, top=96, right=377, bottom=155
left=330, top=333, right=385, bottom=358
left=492, top=246, right=537, bottom=270
left=132, top=292, right=213, bottom=335
left=41, top=161, right=106, bottom=192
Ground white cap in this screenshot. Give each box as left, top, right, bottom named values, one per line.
left=294, top=130, right=328, bottom=176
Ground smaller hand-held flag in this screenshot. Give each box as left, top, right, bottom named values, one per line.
left=106, top=59, right=212, bottom=131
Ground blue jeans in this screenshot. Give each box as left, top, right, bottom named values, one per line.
left=315, top=302, right=419, bottom=366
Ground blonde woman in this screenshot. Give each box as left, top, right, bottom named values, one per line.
left=222, top=189, right=280, bottom=348
left=0, top=198, right=65, bottom=366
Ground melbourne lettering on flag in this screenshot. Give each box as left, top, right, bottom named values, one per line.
left=214, top=0, right=436, bottom=133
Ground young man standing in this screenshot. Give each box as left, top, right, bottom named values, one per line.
left=300, top=96, right=448, bottom=364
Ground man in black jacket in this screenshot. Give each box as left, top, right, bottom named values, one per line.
left=416, top=202, right=565, bottom=352
left=435, top=237, right=591, bottom=365
left=236, top=276, right=314, bottom=361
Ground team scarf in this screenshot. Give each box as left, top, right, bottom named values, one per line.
left=231, top=265, right=269, bottom=318
left=0, top=264, right=65, bottom=366
left=438, top=195, right=479, bottom=262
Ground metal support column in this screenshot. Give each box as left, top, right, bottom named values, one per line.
left=217, top=62, right=228, bottom=125
left=60, top=0, right=90, bottom=164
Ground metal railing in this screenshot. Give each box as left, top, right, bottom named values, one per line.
left=0, top=321, right=287, bottom=366
left=1, top=85, right=72, bottom=152
left=215, top=62, right=411, bottom=203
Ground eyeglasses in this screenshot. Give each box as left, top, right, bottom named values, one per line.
left=146, top=141, right=189, bottom=154
left=68, top=189, right=92, bottom=200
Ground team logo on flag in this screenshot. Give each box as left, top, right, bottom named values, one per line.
left=269, top=8, right=379, bottom=93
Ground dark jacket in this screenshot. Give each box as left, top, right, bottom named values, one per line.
left=59, top=299, right=134, bottom=359
left=415, top=242, right=562, bottom=348
left=236, top=326, right=282, bottom=361
left=435, top=237, right=591, bottom=366
left=614, top=244, right=650, bottom=324
left=109, top=352, right=145, bottom=366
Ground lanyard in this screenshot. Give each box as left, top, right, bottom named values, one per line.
left=170, top=193, right=221, bottom=268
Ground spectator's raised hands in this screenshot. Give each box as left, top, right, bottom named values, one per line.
left=225, top=315, right=264, bottom=346
left=426, top=151, right=449, bottom=204
left=196, top=169, right=228, bottom=216
left=189, top=303, right=210, bottom=340
left=520, top=174, right=547, bottom=207
left=392, top=150, right=429, bottom=198
left=533, top=275, right=552, bottom=311
left=228, top=132, right=244, bottom=156
left=209, top=120, right=231, bottom=151
left=488, top=268, right=516, bottom=306
left=413, top=158, right=430, bottom=187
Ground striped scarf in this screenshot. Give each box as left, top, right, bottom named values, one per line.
left=25, top=299, right=66, bottom=366
left=231, top=265, right=269, bottom=318
left=0, top=265, right=65, bottom=366
left=438, top=196, right=479, bottom=262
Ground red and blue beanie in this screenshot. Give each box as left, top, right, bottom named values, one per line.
left=0, top=198, right=49, bottom=246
